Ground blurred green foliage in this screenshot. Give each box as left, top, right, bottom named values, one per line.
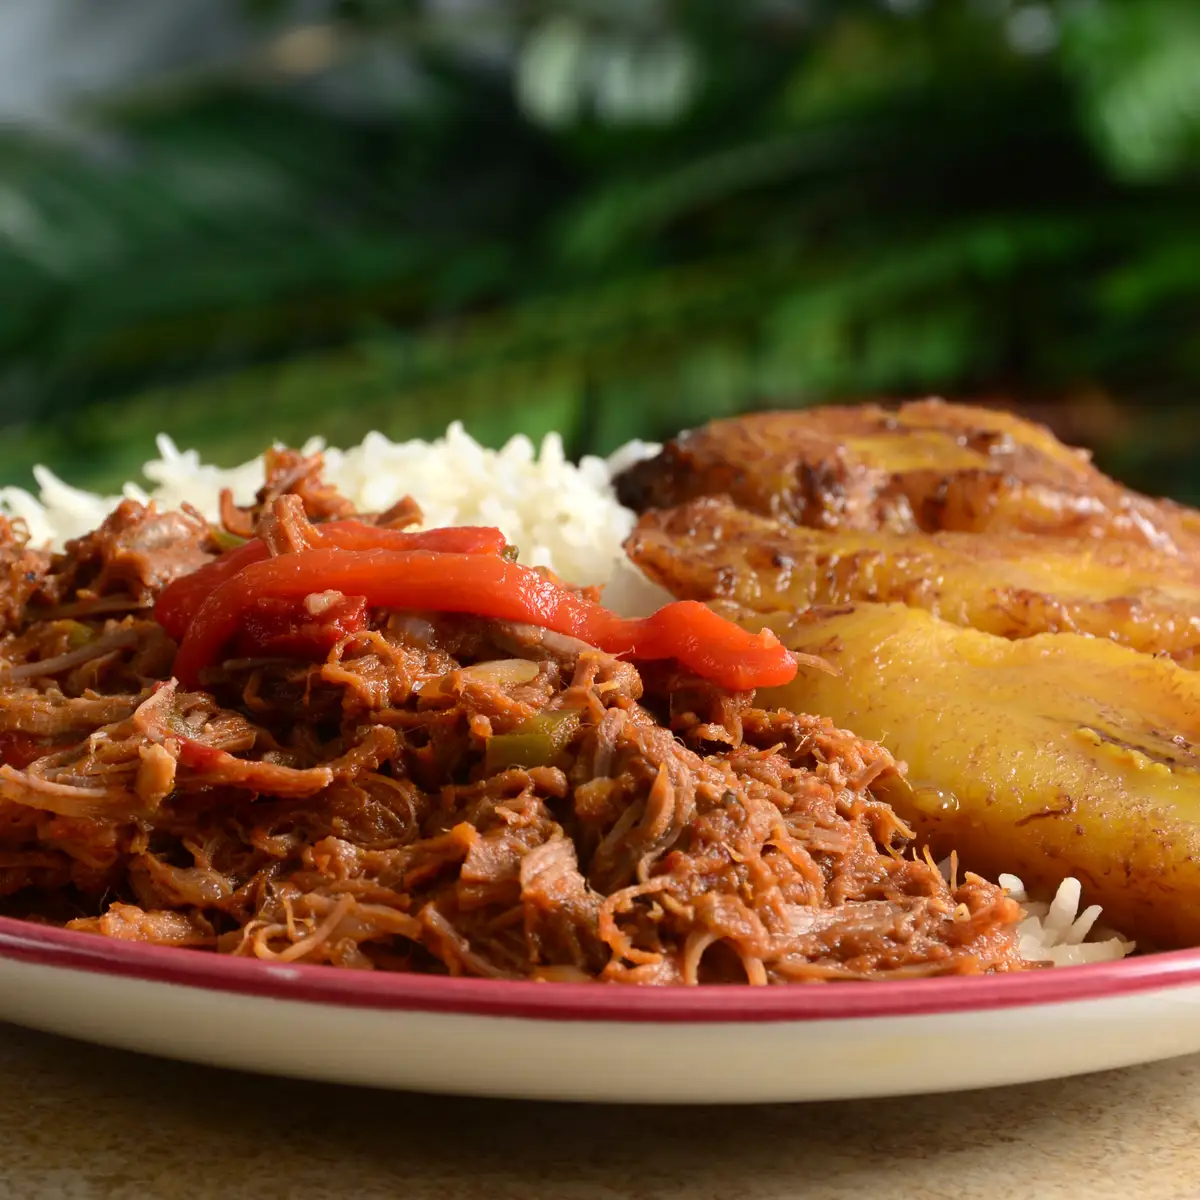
left=0, top=0, right=1197, bottom=496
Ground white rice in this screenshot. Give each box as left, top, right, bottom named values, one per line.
left=0, top=424, right=1134, bottom=968
left=998, top=874, right=1134, bottom=967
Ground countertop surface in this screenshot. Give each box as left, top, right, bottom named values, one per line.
left=0, top=1024, right=1196, bottom=1200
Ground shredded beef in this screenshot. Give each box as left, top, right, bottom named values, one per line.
left=221, top=448, right=363, bottom=538
left=34, top=501, right=214, bottom=612
left=0, top=461, right=1027, bottom=983
left=0, top=518, right=51, bottom=636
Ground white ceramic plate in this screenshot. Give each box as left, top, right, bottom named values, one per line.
left=3, top=917, right=1200, bottom=1103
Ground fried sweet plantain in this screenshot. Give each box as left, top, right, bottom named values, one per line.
left=746, top=601, right=1200, bottom=949
left=626, top=497, right=1200, bottom=666
left=616, top=399, right=1200, bottom=553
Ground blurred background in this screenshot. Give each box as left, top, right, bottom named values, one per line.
left=0, top=0, right=1197, bottom=498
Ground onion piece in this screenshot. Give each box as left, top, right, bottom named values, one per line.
left=419, top=658, right=540, bottom=698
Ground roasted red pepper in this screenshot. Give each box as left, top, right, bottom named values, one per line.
left=155, top=521, right=507, bottom=641
left=155, top=538, right=270, bottom=641
left=168, top=548, right=797, bottom=692
left=235, top=593, right=370, bottom=661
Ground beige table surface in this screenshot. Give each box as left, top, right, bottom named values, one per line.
left=0, top=1022, right=1196, bottom=1200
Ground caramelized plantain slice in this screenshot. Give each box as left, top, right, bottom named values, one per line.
left=616, top=399, right=1200, bottom=554
left=627, top=497, right=1200, bottom=666
left=745, top=601, right=1200, bottom=949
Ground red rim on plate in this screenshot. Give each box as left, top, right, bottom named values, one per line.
left=1, top=915, right=1199, bottom=1022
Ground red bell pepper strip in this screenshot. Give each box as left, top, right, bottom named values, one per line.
left=236, top=593, right=369, bottom=660
left=155, top=522, right=507, bottom=640
left=169, top=548, right=797, bottom=692
left=309, top=523, right=507, bottom=554
left=156, top=539, right=269, bottom=640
